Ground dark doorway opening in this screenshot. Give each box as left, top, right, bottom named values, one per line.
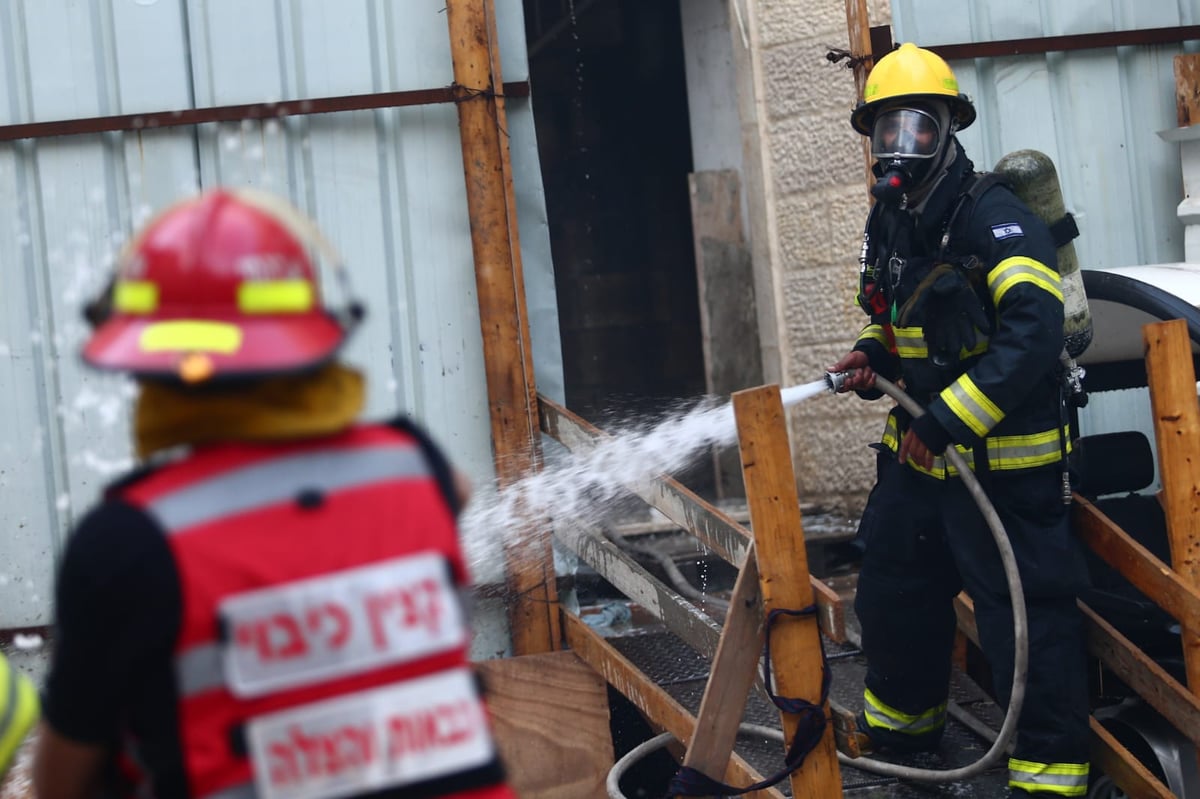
left=524, top=1, right=708, bottom=486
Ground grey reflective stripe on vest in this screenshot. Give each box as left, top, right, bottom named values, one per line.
left=149, top=446, right=427, bottom=533
left=198, top=780, right=256, bottom=799
left=166, top=442, right=429, bottom=698
left=987, top=431, right=1066, bottom=468
left=177, top=643, right=224, bottom=697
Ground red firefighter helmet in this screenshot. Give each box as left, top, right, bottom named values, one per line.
left=83, top=189, right=360, bottom=382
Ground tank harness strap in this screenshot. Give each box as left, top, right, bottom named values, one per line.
left=667, top=606, right=830, bottom=797
left=1048, top=212, right=1079, bottom=248
left=938, top=172, right=1009, bottom=258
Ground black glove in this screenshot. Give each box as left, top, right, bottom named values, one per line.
left=905, top=267, right=991, bottom=367
left=910, top=411, right=952, bottom=455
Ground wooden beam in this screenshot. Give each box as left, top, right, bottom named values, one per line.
left=552, top=520, right=725, bottom=660
left=476, top=651, right=614, bottom=799
left=538, top=393, right=845, bottom=641
left=446, top=0, right=558, bottom=655
left=688, top=170, right=759, bottom=502
left=1081, top=603, right=1200, bottom=748
left=563, top=613, right=786, bottom=799
left=680, top=547, right=766, bottom=791
left=1144, top=318, right=1200, bottom=769
left=1073, top=496, right=1200, bottom=634
left=1175, top=54, right=1200, bottom=128
left=733, top=386, right=842, bottom=797
left=956, top=591, right=1200, bottom=749
left=955, top=594, right=1182, bottom=796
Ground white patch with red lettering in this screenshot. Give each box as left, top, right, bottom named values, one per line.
left=220, top=552, right=466, bottom=698
left=247, top=668, right=493, bottom=799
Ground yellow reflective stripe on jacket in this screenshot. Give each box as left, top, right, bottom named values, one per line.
left=863, top=689, right=945, bottom=735
left=893, top=326, right=989, bottom=361
left=1008, top=758, right=1088, bottom=797
left=942, top=373, right=1004, bottom=438
left=882, top=411, right=1069, bottom=478
left=988, top=256, right=1062, bottom=306
left=857, top=323, right=889, bottom=348
left=892, top=326, right=925, bottom=359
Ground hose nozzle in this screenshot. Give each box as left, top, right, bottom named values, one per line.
left=825, top=370, right=852, bottom=394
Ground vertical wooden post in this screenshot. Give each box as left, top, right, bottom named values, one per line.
left=733, top=385, right=842, bottom=797
left=446, top=0, right=559, bottom=655
left=844, top=0, right=876, bottom=197
left=1174, top=53, right=1200, bottom=128
left=1144, top=318, right=1200, bottom=768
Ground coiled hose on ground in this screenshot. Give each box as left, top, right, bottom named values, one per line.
left=605, top=374, right=1029, bottom=797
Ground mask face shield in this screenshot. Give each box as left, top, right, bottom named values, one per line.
left=871, top=108, right=941, bottom=161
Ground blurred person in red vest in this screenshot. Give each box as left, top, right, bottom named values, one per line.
left=33, top=189, right=515, bottom=799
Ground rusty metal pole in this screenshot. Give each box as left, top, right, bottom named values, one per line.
left=446, top=0, right=560, bottom=655
left=844, top=0, right=876, bottom=197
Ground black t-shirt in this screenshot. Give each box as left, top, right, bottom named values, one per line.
left=41, top=417, right=462, bottom=798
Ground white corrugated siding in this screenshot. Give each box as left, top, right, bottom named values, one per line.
left=893, top=2, right=1200, bottom=484
left=0, top=0, right=561, bottom=631
left=893, top=1, right=1200, bottom=272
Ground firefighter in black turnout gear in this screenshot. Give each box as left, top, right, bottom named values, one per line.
left=829, top=44, right=1091, bottom=798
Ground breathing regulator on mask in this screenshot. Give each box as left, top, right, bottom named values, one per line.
left=851, top=43, right=976, bottom=209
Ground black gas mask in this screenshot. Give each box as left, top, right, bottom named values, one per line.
left=870, top=106, right=946, bottom=207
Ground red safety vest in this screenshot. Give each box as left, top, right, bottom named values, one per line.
left=117, top=424, right=515, bottom=799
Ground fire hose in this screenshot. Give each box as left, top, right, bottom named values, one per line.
left=606, top=372, right=1029, bottom=796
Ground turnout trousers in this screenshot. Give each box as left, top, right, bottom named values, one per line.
left=854, top=451, right=1091, bottom=770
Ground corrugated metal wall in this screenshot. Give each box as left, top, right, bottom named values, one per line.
left=0, top=0, right=561, bottom=630
left=893, top=1, right=1200, bottom=272
left=892, top=2, right=1200, bottom=487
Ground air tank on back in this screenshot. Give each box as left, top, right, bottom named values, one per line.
left=993, top=149, right=1092, bottom=359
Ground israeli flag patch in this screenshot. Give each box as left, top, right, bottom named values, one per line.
left=991, top=222, right=1024, bottom=240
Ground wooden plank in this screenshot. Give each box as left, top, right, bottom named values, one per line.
left=953, top=592, right=980, bottom=646
left=477, top=651, right=613, bottom=799
left=1144, top=319, right=1200, bottom=769
left=1081, top=603, right=1200, bottom=748
left=552, top=520, right=725, bottom=660
left=957, top=596, right=1188, bottom=794
left=539, top=393, right=846, bottom=642
left=563, top=613, right=786, bottom=799
left=681, top=547, right=766, bottom=788
left=1089, top=716, right=1175, bottom=799
left=958, top=592, right=1200, bottom=748
left=1073, top=495, right=1200, bottom=634
left=688, top=170, right=760, bottom=502
left=1175, top=54, right=1200, bottom=128
left=958, top=591, right=1200, bottom=746
left=540, top=393, right=751, bottom=564
left=446, top=0, right=558, bottom=655
left=733, top=386, right=842, bottom=797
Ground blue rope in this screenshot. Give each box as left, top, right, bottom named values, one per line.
left=665, top=605, right=831, bottom=797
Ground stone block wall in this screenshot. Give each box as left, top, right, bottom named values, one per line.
left=752, top=0, right=892, bottom=512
